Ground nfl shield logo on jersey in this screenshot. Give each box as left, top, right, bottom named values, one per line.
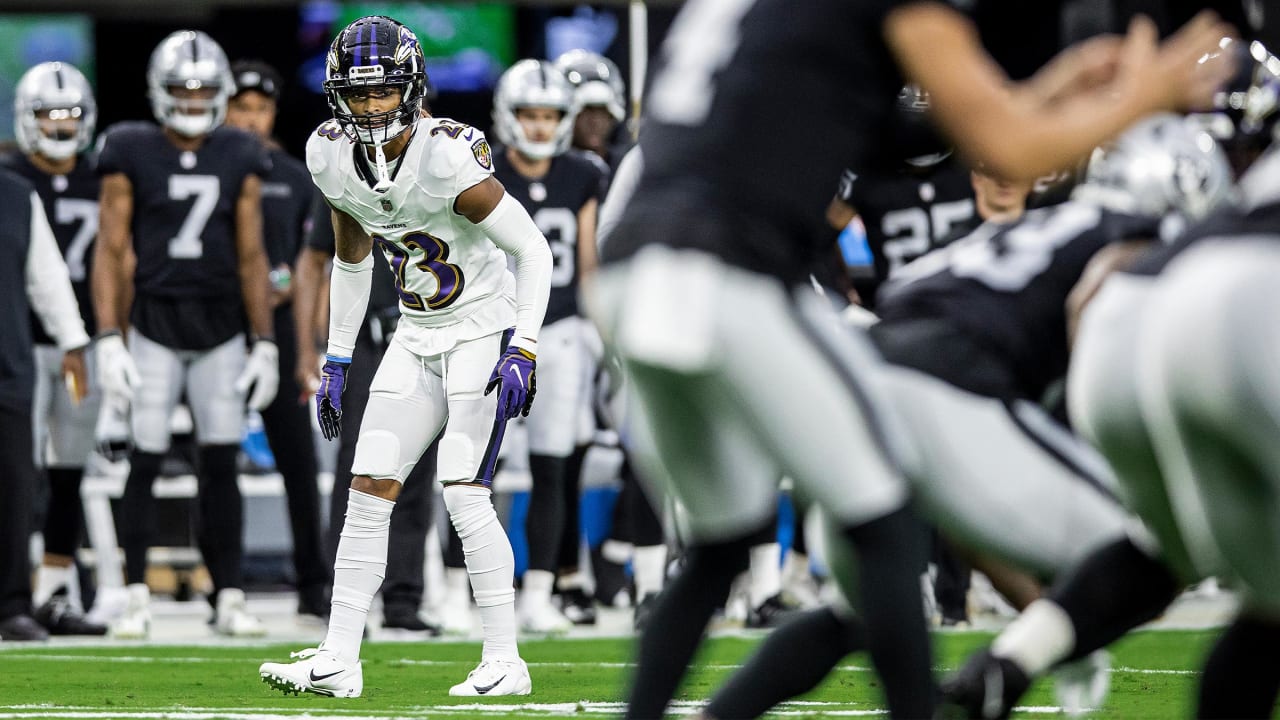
left=472, top=138, right=493, bottom=171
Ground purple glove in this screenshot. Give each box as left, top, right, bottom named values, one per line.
left=317, top=355, right=350, bottom=441
left=486, top=343, right=537, bottom=420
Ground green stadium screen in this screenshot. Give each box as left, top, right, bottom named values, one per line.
left=331, top=3, right=516, bottom=92
left=0, top=14, right=94, bottom=144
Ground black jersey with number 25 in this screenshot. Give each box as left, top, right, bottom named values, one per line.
left=612, top=0, right=943, bottom=282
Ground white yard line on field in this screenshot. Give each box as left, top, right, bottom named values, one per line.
left=0, top=653, right=1202, bottom=677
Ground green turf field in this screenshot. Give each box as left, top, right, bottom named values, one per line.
left=0, top=629, right=1215, bottom=718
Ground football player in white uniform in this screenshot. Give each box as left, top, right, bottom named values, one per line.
left=259, top=15, right=552, bottom=699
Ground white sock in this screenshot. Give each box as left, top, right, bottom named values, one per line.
left=782, top=551, right=809, bottom=585
left=34, top=565, right=74, bottom=607
left=67, top=568, right=83, bottom=612
left=633, top=544, right=668, bottom=599
left=748, top=542, right=782, bottom=608
left=446, top=567, right=471, bottom=606
left=556, top=571, right=586, bottom=592
left=522, top=569, right=555, bottom=613
left=992, top=599, right=1077, bottom=676
left=444, top=484, right=519, bottom=662
left=601, top=539, right=633, bottom=565
left=323, top=489, right=393, bottom=663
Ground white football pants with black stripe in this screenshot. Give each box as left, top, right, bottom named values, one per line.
left=1124, top=240, right=1280, bottom=614
left=584, top=245, right=911, bottom=543
left=1068, top=272, right=1219, bottom=586
left=876, top=363, right=1130, bottom=580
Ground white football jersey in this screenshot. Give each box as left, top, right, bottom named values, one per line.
left=307, top=116, right=516, bottom=355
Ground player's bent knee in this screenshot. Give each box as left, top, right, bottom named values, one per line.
left=350, top=475, right=401, bottom=501
left=438, top=432, right=477, bottom=483
left=443, top=482, right=498, bottom=540
left=351, top=429, right=408, bottom=483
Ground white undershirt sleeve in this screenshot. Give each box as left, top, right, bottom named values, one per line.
left=26, top=192, right=90, bottom=351
left=476, top=192, right=552, bottom=354
left=325, top=253, right=373, bottom=360
left=598, top=146, right=644, bottom=250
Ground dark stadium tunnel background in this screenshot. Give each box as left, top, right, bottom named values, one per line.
left=84, top=0, right=1275, bottom=164
left=91, top=5, right=681, bottom=163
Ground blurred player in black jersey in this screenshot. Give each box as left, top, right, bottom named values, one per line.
left=918, top=156, right=1034, bottom=628
left=830, top=86, right=976, bottom=304
left=695, top=113, right=1235, bottom=720
left=2, top=62, right=107, bottom=636
left=92, top=30, right=278, bottom=639
left=0, top=161, right=92, bottom=643
left=490, top=59, right=604, bottom=634
left=225, top=60, right=331, bottom=621
left=0, top=66, right=94, bottom=641
left=586, top=0, right=1233, bottom=715
left=947, top=41, right=1280, bottom=719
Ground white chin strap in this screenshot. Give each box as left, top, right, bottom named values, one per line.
left=168, top=112, right=216, bottom=138
left=518, top=139, right=557, bottom=161
left=353, top=119, right=410, bottom=193
left=372, top=143, right=393, bottom=193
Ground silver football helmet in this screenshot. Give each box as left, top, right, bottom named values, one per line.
left=14, top=62, right=97, bottom=161
left=147, top=30, right=233, bottom=138
left=554, top=49, right=625, bottom=123
left=492, top=59, right=578, bottom=160
left=1075, top=113, right=1234, bottom=225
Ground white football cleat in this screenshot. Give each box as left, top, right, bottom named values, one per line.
left=259, top=647, right=363, bottom=698
left=109, top=583, right=151, bottom=639
left=519, top=602, right=571, bottom=635
left=448, top=658, right=532, bottom=696
left=215, top=588, right=267, bottom=637
left=1053, top=649, right=1111, bottom=716
left=85, top=585, right=131, bottom=626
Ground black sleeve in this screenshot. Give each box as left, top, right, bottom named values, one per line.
left=250, top=137, right=273, bottom=178
left=95, top=125, right=132, bottom=176
left=303, top=194, right=335, bottom=256
left=291, top=164, right=320, bottom=264
left=586, top=160, right=607, bottom=205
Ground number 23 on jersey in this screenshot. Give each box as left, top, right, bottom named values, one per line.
left=373, top=231, right=466, bottom=310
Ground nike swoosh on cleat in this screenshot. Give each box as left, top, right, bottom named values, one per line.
left=473, top=674, right=507, bottom=695
left=310, top=668, right=345, bottom=682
